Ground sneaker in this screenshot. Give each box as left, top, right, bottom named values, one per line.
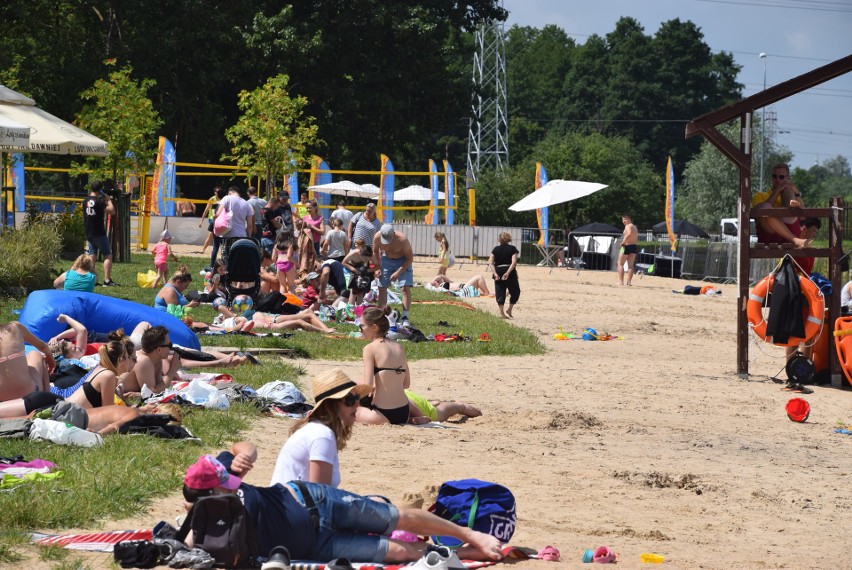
left=103, top=279, right=119, bottom=287
left=401, top=318, right=411, bottom=328
left=410, top=551, right=449, bottom=570
left=262, top=546, right=291, bottom=570
left=425, top=545, right=465, bottom=570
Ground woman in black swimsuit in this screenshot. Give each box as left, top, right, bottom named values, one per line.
left=356, top=306, right=411, bottom=425
left=66, top=334, right=135, bottom=409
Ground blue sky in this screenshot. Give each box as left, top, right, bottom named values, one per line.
left=501, top=0, right=852, bottom=172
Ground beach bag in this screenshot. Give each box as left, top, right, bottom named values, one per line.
left=430, top=479, right=516, bottom=546
left=176, top=494, right=259, bottom=568
left=213, top=205, right=232, bottom=237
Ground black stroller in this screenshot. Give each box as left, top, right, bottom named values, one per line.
left=221, top=237, right=261, bottom=305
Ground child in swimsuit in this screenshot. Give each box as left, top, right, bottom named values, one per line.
left=272, top=232, right=297, bottom=295
left=151, top=230, right=179, bottom=289
left=356, top=306, right=411, bottom=425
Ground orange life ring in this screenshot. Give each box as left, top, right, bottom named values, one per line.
left=746, top=274, right=823, bottom=346
left=833, top=317, right=852, bottom=387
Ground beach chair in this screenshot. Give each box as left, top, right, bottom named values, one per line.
left=221, top=237, right=261, bottom=304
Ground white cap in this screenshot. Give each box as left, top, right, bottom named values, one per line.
left=380, top=224, right=394, bottom=245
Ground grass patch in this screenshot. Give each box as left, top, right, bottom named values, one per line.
left=0, top=251, right=543, bottom=557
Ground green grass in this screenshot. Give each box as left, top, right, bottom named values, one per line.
left=0, top=252, right=543, bottom=558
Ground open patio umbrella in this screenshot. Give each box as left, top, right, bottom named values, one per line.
left=572, top=222, right=621, bottom=236
left=652, top=219, right=709, bottom=239
left=0, top=84, right=108, bottom=156
left=509, top=179, right=608, bottom=212
left=0, top=116, right=30, bottom=147
left=394, top=184, right=445, bottom=202
left=307, top=180, right=379, bottom=199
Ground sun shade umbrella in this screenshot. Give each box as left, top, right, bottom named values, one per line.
left=393, top=185, right=445, bottom=202
left=307, top=180, right=379, bottom=199
left=0, top=84, right=108, bottom=156
left=572, top=222, right=621, bottom=235
left=652, top=219, right=709, bottom=239
left=508, top=179, right=608, bottom=212
left=0, top=116, right=30, bottom=147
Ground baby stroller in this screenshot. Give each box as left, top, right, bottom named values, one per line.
left=221, top=237, right=261, bottom=305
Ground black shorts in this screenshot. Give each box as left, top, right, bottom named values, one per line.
left=621, top=244, right=638, bottom=256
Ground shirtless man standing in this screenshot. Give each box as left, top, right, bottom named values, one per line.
left=373, top=224, right=414, bottom=327
left=618, top=215, right=639, bottom=286
left=119, top=326, right=183, bottom=396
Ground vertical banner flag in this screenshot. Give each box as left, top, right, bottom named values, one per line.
left=154, top=137, right=176, bottom=216
left=665, top=156, right=676, bottom=255
left=443, top=160, right=455, bottom=225
left=310, top=155, right=331, bottom=222
left=283, top=160, right=299, bottom=205
left=428, top=159, right=440, bottom=224
left=11, top=153, right=25, bottom=214
left=535, top=163, right=549, bottom=245
left=149, top=137, right=167, bottom=215
left=379, top=154, right=395, bottom=224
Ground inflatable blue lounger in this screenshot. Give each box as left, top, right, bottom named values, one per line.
left=19, top=290, right=201, bottom=350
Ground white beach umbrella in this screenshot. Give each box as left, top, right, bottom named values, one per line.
left=393, top=184, right=445, bottom=202
left=308, top=180, right=379, bottom=199
left=508, top=179, right=608, bottom=212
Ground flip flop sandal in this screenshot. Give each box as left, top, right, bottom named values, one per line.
left=237, top=351, right=262, bottom=365
left=536, top=545, right=560, bottom=561
left=593, top=545, right=616, bottom=564
left=782, top=383, right=814, bottom=394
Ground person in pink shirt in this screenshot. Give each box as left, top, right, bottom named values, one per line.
left=303, top=200, right=325, bottom=257
left=151, top=230, right=179, bottom=289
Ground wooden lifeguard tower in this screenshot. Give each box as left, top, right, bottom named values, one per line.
left=685, top=54, right=852, bottom=384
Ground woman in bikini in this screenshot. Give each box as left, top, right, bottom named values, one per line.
left=0, top=322, right=59, bottom=418
left=250, top=310, right=336, bottom=334
left=64, top=333, right=135, bottom=409
left=356, top=306, right=411, bottom=425
left=270, top=368, right=371, bottom=488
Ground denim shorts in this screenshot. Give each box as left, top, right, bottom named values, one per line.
left=379, top=256, right=413, bottom=288
left=86, top=234, right=111, bottom=256
left=289, top=482, right=398, bottom=562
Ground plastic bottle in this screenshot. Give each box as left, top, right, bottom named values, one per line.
left=640, top=553, right=665, bottom=564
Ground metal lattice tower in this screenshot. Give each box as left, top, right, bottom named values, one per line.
left=466, top=19, right=508, bottom=186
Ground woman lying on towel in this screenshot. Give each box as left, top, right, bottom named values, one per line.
left=271, top=369, right=371, bottom=488
left=429, top=274, right=491, bottom=297
left=250, top=310, right=336, bottom=334
left=62, top=332, right=135, bottom=409
left=356, top=306, right=412, bottom=425
left=0, top=322, right=60, bottom=418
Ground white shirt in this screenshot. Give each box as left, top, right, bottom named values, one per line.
left=219, top=194, right=254, bottom=237
left=842, top=281, right=852, bottom=307
left=330, top=207, right=354, bottom=230
left=270, top=421, right=340, bottom=488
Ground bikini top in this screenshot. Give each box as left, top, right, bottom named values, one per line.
left=374, top=365, right=406, bottom=375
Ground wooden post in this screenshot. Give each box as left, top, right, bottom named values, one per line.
left=737, top=114, right=752, bottom=377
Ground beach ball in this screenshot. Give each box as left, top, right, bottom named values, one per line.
left=231, top=295, right=254, bottom=314
left=212, top=297, right=227, bottom=310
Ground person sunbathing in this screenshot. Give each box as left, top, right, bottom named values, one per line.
left=251, top=310, right=336, bottom=334
left=356, top=306, right=411, bottom=425
left=430, top=274, right=491, bottom=296
left=0, top=321, right=53, bottom=400
left=404, top=389, right=482, bottom=424
left=64, top=333, right=135, bottom=409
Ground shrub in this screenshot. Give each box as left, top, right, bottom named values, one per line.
left=0, top=222, right=61, bottom=293
left=24, top=204, right=86, bottom=259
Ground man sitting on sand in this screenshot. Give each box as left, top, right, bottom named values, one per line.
left=181, top=441, right=504, bottom=563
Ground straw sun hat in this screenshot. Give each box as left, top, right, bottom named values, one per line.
left=312, top=368, right=371, bottom=409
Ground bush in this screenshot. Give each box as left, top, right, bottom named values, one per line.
left=24, top=204, right=86, bottom=259
left=0, top=223, right=61, bottom=293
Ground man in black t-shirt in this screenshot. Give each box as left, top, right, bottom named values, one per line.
left=82, top=180, right=117, bottom=286
left=182, top=441, right=504, bottom=564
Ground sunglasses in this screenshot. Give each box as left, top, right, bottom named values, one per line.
left=158, top=342, right=173, bottom=349
left=342, top=393, right=361, bottom=407
left=771, top=174, right=786, bottom=180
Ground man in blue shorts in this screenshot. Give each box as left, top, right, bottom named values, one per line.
left=83, top=180, right=117, bottom=286
left=181, top=441, right=504, bottom=564
left=373, top=224, right=414, bottom=327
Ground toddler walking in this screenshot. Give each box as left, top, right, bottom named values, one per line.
left=151, top=230, right=179, bottom=288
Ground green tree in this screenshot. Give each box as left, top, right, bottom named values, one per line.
left=75, top=65, right=163, bottom=181
left=792, top=155, right=852, bottom=205
left=473, top=131, right=659, bottom=229
left=678, top=119, right=792, bottom=229
left=223, top=74, right=320, bottom=190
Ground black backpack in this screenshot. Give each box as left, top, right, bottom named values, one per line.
left=175, top=494, right=260, bottom=568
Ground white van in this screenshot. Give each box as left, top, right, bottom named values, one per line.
left=720, top=218, right=758, bottom=243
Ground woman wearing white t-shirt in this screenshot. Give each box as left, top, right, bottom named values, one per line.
left=271, top=369, right=370, bottom=487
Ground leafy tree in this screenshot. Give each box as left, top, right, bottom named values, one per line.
left=792, top=155, right=852, bottom=205
left=75, top=65, right=163, bottom=181
left=678, top=119, right=792, bottom=229
left=472, top=130, right=659, bottom=229
left=223, top=74, right=320, bottom=190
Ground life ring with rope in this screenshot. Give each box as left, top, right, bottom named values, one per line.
left=746, top=273, right=823, bottom=346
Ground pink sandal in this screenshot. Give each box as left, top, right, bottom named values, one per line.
left=593, top=546, right=616, bottom=564
left=537, top=546, right=560, bottom=561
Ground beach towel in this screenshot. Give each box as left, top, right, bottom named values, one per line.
left=31, top=529, right=153, bottom=551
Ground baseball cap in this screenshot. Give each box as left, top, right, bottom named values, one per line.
left=380, top=224, right=394, bottom=244
left=306, top=272, right=320, bottom=280
left=184, top=455, right=242, bottom=490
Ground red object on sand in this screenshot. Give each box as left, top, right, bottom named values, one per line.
left=786, top=398, right=810, bottom=422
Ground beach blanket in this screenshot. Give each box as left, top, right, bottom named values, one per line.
left=31, top=529, right=152, bottom=551
left=412, top=300, right=475, bottom=311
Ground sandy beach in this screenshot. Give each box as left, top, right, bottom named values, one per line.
left=23, top=248, right=852, bottom=569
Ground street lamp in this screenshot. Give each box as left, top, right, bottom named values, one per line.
left=759, top=52, right=767, bottom=192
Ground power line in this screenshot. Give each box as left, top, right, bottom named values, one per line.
left=695, top=0, right=852, bottom=12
